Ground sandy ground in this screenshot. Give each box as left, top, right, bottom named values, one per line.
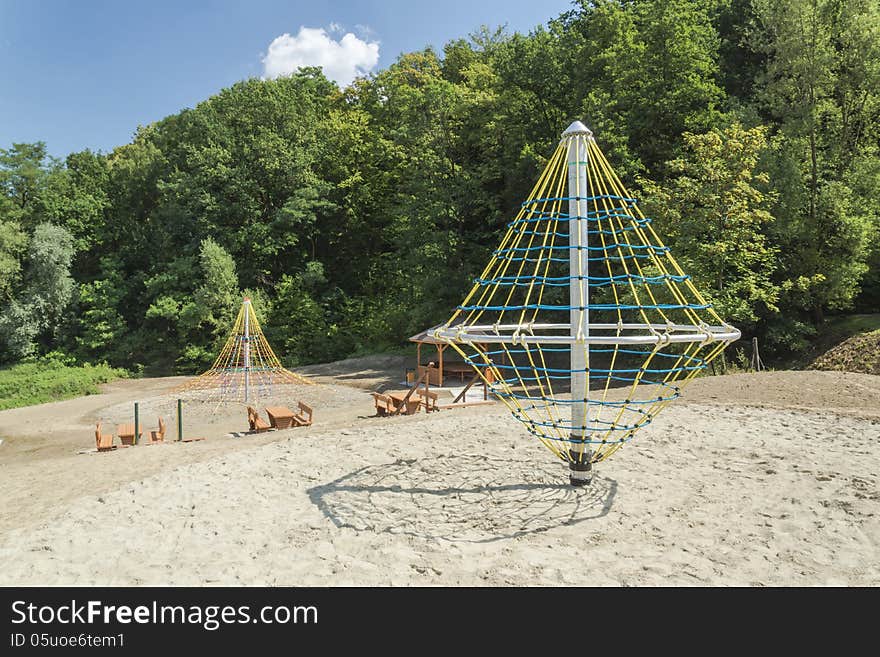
left=0, top=363, right=878, bottom=586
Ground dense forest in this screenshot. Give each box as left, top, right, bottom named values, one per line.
left=0, top=0, right=878, bottom=375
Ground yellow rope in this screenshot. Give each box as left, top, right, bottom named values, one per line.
left=438, top=127, right=736, bottom=465
left=175, top=300, right=315, bottom=402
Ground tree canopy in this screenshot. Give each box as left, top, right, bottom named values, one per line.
left=1, top=0, right=878, bottom=371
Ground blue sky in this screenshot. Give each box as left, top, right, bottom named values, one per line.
left=0, top=0, right=573, bottom=159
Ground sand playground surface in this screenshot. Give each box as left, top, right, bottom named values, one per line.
left=0, top=357, right=878, bottom=586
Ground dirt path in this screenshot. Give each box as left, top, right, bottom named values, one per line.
left=0, top=374, right=371, bottom=533
left=682, top=370, right=880, bottom=421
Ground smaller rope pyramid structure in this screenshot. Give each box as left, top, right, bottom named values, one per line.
left=175, top=297, right=314, bottom=404
left=433, top=121, right=740, bottom=485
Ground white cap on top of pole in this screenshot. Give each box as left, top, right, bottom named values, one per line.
left=561, top=120, right=592, bottom=138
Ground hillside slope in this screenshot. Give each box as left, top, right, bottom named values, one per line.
left=810, top=328, right=880, bottom=375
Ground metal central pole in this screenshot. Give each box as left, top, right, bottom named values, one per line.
left=563, top=121, right=593, bottom=486
left=243, top=298, right=251, bottom=403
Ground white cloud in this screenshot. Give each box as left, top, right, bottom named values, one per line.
left=261, top=26, right=380, bottom=87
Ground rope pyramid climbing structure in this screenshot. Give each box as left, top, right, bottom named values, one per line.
left=175, top=297, right=314, bottom=404
left=434, top=121, right=740, bottom=485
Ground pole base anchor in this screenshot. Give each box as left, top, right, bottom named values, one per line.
left=568, top=447, right=593, bottom=487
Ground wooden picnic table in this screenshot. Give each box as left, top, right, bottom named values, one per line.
left=387, top=391, right=420, bottom=415
left=265, top=406, right=295, bottom=429
left=116, top=423, right=141, bottom=446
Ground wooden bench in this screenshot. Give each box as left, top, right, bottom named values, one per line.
left=247, top=406, right=273, bottom=433
left=148, top=417, right=166, bottom=444
left=293, top=401, right=313, bottom=427
left=372, top=392, right=393, bottom=417
left=95, top=423, right=114, bottom=452
left=416, top=388, right=440, bottom=412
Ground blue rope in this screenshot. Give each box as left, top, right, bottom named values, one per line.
left=456, top=302, right=710, bottom=312
left=477, top=347, right=707, bottom=365
left=500, top=253, right=662, bottom=263
left=442, top=189, right=710, bottom=447
left=495, top=389, right=680, bottom=406
left=512, top=409, right=650, bottom=436
left=493, top=242, right=669, bottom=255
left=485, top=361, right=702, bottom=376
left=522, top=423, right=638, bottom=444
left=474, top=273, right=690, bottom=287
left=492, top=373, right=687, bottom=387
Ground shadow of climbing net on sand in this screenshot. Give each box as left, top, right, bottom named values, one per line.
left=307, top=453, right=616, bottom=543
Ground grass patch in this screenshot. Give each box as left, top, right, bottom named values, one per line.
left=0, top=361, right=127, bottom=411
left=819, top=313, right=880, bottom=340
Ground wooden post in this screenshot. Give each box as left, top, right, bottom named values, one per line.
left=453, top=374, right=481, bottom=404
left=424, top=362, right=430, bottom=412
left=134, top=402, right=139, bottom=445
left=391, top=365, right=431, bottom=416
left=177, top=399, right=183, bottom=441
left=437, top=344, right=445, bottom=387
left=479, top=343, right=489, bottom=400
left=751, top=336, right=763, bottom=372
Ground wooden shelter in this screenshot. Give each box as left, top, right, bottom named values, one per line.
left=408, top=324, right=495, bottom=387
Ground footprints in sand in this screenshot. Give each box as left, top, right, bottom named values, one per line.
left=0, top=401, right=878, bottom=585
left=308, top=453, right=616, bottom=542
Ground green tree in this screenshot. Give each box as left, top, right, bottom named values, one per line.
left=0, top=221, right=27, bottom=300
left=269, top=263, right=334, bottom=365
left=640, top=124, right=779, bottom=327
left=189, top=236, right=240, bottom=341
left=754, top=0, right=835, bottom=229
left=0, top=1, right=877, bottom=371
left=39, top=150, right=110, bottom=258
left=74, top=261, right=127, bottom=362
left=755, top=0, right=879, bottom=322
left=629, top=0, right=726, bottom=170
left=0, top=223, right=76, bottom=359
left=0, top=143, right=55, bottom=226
